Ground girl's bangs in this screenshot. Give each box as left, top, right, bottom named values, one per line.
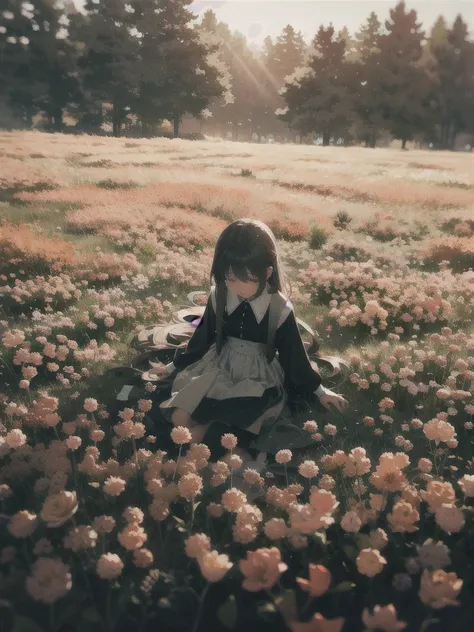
left=222, top=254, right=267, bottom=283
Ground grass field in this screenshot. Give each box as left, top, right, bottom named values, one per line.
left=1, top=130, right=474, bottom=631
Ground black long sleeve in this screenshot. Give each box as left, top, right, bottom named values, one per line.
left=275, top=308, right=322, bottom=394
left=173, top=294, right=216, bottom=370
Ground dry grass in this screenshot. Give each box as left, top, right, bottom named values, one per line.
left=1, top=130, right=473, bottom=272
left=0, top=221, right=76, bottom=271
left=423, top=236, right=474, bottom=271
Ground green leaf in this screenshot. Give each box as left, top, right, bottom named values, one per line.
left=275, top=589, right=297, bottom=621
left=217, top=594, right=237, bottom=629
left=12, top=617, right=44, bottom=632
left=81, top=608, right=101, bottom=623
left=53, top=603, right=81, bottom=631
left=343, top=545, right=358, bottom=560
left=313, top=531, right=327, bottom=545
left=331, top=581, right=356, bottom=594
left=420, top=618, right=440, bottom=632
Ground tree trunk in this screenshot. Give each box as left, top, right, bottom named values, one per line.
left=322, top=131, right=330, bottom=146
left=369, top=133, right=376, bottom=148
left=112, top=101, right=122, bottom=137
left=232, top=122, right=239, bottom=141
left=52, top=108, right=63, bottom=131
left=401, top=138, right=407, bottom=150
left=25, top=106, right=33, bottom=128
left=173, top=115, right=180, bottom=138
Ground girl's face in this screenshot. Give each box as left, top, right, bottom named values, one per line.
left=225, top=266, right=273, bottom=299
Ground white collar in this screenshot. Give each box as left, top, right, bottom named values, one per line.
left=226, top=282, right=272, bottom=324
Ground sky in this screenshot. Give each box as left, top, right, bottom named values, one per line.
left=73, top=1, right=474, bottom=47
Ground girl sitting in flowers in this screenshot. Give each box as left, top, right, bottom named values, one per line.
left=151, top=218, right=348, bottom=463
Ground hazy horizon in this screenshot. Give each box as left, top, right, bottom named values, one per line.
left=72, top=1, right=474, bottom=46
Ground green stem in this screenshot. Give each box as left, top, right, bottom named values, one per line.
left=173, top=446, right=182, bottom=482
left=49, top=604, right=55, bottom=632
left=106, top=581, right=113, bottom=631
left=191, top=583, right=210, bottom=632
left=71, top=450, right=78, bottom=489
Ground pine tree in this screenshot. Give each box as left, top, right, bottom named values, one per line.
left=127, top=1, right=224, bottom=138
left=447, top=16, right=474, bottom=144
left=69, top=0, right=140, bottom=136
left=0, top=0, right=79, bottom=129
left=352, top=11, right=384, bottom=147
left=280, top=25, right=352, bottom=145
left=195, top=8, right=234, bottom=137
left=337, top=26, right=356, bottom=60
left=270, top=25, right=306, bottom=84
left=420, top=14, right=473, bottom=148
left=354, top=11, right=382, bottom=63
left=377, top=1, right=428, bottom=148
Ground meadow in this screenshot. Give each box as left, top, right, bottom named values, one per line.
left=1, top=130, right=474, bottom=632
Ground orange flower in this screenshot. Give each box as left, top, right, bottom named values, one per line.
left=289, top=613, right=345, bottom=632
left=296, top=564, right=332, bottom=597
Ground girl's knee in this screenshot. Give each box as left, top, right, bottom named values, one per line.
left=171, top=408, right=192, bottom=427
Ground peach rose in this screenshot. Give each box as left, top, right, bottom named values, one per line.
left=356, top=548, right=387, bottom=578
left=419, top=569, right=463, bottom=609
left=198, top=550, right=233, bottom=582
left=296, top=564, right=331, bottom=597
left=240, top=547, right=288, bottom=592
left=362, top=604, right=407, bottom=631
left=40, top=491, right=78, bottom=528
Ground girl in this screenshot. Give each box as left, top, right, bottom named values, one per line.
left=151, top=218, right=348, bottom=464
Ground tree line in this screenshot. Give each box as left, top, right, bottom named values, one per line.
left=0, top=0, right=472, bottom=148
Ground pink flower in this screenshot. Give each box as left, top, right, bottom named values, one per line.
left=222, top=488, right=247, bottom=512
left=64, top=525, right=98, bottom=551
left=435, top=505, right=465, bottom=533
left=296, top=564, right=332, bottom=597
left=275, top=449, right=292, bottom=464
left=419, top=569, right=462, bottom=609
left=97, top=553, right=124, bottom=580
left=5, top=429, right=27, bottom=449
left=84, top=398, right=99, bottom=412
left=171, top=426, right=192, bottom=445
left=26, top=558, right=72, bottom=604
left=298, top=460, right=319, bottom=478
left=185, top=533, right=211, bottom=559
left=356, top=549, right=387, bottom=577
left=198, top=550, right=233, bottom=582
left=8, top=511, right=38, bottom=538
left=118, top=525, right=147, bottom=550
left=340, top=511, right=362, bottom=533
left=103, top=476, right=126, bottom=496
left=123, top=507, right=144, bottom=524
left=264, top=518, right=288, bottom=540
left=240, top=547, right=288, bottom=591
left=221, top=433, right=238, bottom=449
left=133, top=548, right=153, bottom=568
left=92, top=515, right=116, bottom=534
left=388, top=501, right=419, bottom=533
left=65, top=436, right=82, bottom=450
left=458, top=474, right=474, bottom=497
left=178, top=473, right=203, bottom=500
left=362, top=604, right=407, bottom=631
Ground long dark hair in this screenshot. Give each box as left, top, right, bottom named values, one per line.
left=210, top=218, right=289, bottom=297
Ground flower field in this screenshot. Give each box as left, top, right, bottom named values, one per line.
left=1, top=130, right=474, bottom=632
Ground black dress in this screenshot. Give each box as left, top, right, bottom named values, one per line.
left=159, top=288, right=323, bottom=435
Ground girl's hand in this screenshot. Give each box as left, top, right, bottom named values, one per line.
left=320, top=392, right=349, bottom=413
